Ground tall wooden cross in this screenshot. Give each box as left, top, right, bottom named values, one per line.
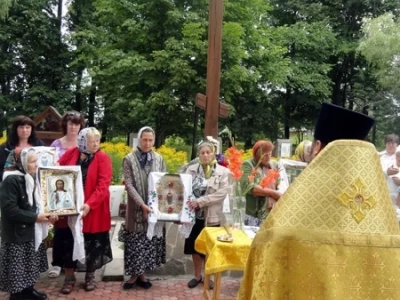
left=195, top=0, right=228, bottom=139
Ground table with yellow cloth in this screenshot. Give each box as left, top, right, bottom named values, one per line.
left=195, top=227, right=252, bottom=300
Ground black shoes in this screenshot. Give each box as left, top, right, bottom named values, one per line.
left=187, top=277, right=214, bottom=290
left=188, top=276, right=202, bottom=288
left=123, top=277, right=153, bottom=290
left=136, top=278, right=152, bottom=289
left=9, top=287, right=47, bottom=300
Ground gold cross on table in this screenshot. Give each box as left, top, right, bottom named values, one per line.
left=337, top=178, right=377, bottom=223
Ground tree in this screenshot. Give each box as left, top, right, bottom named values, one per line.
left=73, top=0, right=289, bottom=145
left=0, top=0, right=74, bottom=125
left=359, top=13, right=400, bottom=95
left=0, top=0, right=13, bottom=18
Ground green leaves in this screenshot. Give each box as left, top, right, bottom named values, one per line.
left=359, top=13, right=400, bottom=93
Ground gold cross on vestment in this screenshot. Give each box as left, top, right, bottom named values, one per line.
left=337, top=178, right=377, bottom=223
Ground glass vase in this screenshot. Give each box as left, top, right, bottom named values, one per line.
left=230, top=180, right=246, bottom=231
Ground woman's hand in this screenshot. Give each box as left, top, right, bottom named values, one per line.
left=268, top=190, right=282, bottom=201
left=80, top=204, right=91, bottom=217
left=188, top=200, right=200, bottom=210
left=48, top=215, right=59, bottom=224
left=36, top=213, right=49, bottom=223
left=393, top=177, right=400, bottom=186
left=141, top=204, right=152, bottom=221
left=388, top=166, right=399, bottom=176
left=267, top=198, right=276, bottom=210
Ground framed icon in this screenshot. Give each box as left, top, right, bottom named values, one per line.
left=38, top=167, right=81, bottom=216
left=34, top=147, right=57, bottom=167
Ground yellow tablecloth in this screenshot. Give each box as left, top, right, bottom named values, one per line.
left=195, top=227, right=252, bottom=274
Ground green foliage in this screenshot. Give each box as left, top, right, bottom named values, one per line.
left=359, top=13, right=400, bottom=95
left=0, top=0, right=12, bottom=18
left=0, top=0, right=74, bottom=124
left=164, top=136, right=191, bottom=160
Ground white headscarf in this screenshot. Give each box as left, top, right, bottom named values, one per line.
left=2, top=147, right=48, bottom=251
left=20, top=147, right=38, bottom=206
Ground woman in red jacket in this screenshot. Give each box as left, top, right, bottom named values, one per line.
left=58, top=127, right=113, bottom=293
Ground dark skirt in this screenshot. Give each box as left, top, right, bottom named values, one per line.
left=52, top=227, right=75, bottom=269
left=84, top=231, right=113, bottom=273
left=0, top=241, right=47, bottom=293
left=184, top=218, right=219, bottom=257
left=52, top=228, right=112, bottom=272
left=124, top=228, right=166, bottom=276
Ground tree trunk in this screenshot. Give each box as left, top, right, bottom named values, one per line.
left=88, top=82, right=96, bottom=126
left=284, top=88, right=291, bottom=139
left=74, top=66, right=84, bottom=111
left=57, top=0, right=63, bottom=34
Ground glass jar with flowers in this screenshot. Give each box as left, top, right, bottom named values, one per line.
left=226, top=146, right=246, bottom=230
left=224, top=129, right=282, bottom=231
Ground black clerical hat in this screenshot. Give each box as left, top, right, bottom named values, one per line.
left=314, top=103, right=375, bottom=144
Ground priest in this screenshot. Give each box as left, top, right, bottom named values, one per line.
left=238, top=103, right=400, bottom=299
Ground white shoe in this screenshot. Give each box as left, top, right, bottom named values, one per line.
left=48, top=266, right=62, bottom=278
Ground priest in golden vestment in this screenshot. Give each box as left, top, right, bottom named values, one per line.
left=238, top=103, right=400, bottom=300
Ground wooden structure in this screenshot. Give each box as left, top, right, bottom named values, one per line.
left=195, top=0, right=227, bottom=139
left=33, top=106, right=63, bottom=146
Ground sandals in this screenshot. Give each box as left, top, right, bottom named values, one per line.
left=188, top=276, right=202, bottom=288
left=61, top=275, right=76, bottom=295
left=187, top=276, right=214, bottom=290
left=48, top=266, right=62, bottom=278
left=85, top=273, right=96, bottom=292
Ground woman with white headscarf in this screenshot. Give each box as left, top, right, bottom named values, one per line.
left=0, top=147, right=55, bottom=300
left=57, top=127, right=113, bottom=294
left=122, top=126, right=167, bottom=290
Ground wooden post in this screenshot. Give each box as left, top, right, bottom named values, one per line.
left=204, top=0, right=224, bottom=139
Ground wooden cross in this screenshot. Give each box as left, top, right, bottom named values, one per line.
left=195, top=0, right=228, bottom=139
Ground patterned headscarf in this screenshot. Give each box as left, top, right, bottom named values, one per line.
left=78, top=127, right=98, bottom=155
left=295, top=140, right=312, bottom=162
left=198, top=141, right=217, bottom=179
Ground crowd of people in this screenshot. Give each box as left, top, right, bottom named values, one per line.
left=1, top=102, right=400, bottom=299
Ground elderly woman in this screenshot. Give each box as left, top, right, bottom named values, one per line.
left=57, top=127, right=113, bottom=293
left=0, top=147, right=57, bottom=300
left=48, top=110, right=85, bottom=278
left=0, top=115, right=44, bottom=181
left=241, top=141, right=282, bottom=227
left=122, top=127, right=167, bottom=290
left=294, top=140, right=312, bottom=163
left=183, top=141, right=230, bottom=289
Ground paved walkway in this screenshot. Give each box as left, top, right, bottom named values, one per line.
left=0, top=273, right=240, bottom=299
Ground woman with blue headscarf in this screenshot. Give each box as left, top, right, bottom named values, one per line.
left=57, top=127, right=113, bottom=294
left=0, top=147, right=55, bottom=300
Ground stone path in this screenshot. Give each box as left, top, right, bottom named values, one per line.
left=0, top=273, right=241, bottom=299
left=0, top=218, right=242, bottom=299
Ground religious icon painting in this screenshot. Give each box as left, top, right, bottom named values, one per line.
left=34, top=146, right=57, bottom=167
left=38, top=167, right=80, bottom=216
left=148, top=172, right=193, bottom=222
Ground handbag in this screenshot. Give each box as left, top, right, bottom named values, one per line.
left=118, top=222, right=128, bottom=243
